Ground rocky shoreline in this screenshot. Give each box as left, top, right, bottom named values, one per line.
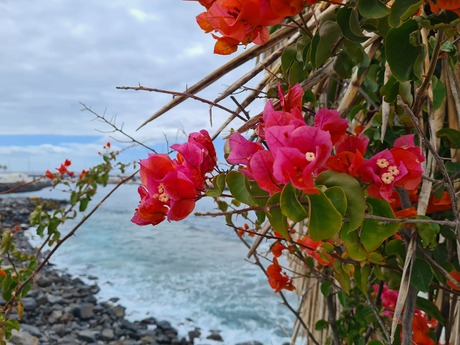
left=0, top=197, right=262, bottom=345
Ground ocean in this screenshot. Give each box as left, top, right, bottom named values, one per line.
left=9, top=183, right=298, bottom=345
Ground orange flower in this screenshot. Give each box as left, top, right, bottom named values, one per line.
left=45, top=170, right=55, bottom=180
left=446, top=270, right=460, bottom=291
left=426, top=192, right=452, bottom=214
left=298, top=236, right=334, bottom=266
left=267, top=257, right=295, bottom=292
left=428, top=0, right=460, bottom=16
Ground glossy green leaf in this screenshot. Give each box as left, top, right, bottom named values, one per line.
left=358, top=0, right=390, bottom=19
left=410, top=258, right=433, bottom=293
left=416, top=215, right=440, bottom=248
left=354, top=265, right=371, bottom=294
left=266, top=193, right=289, bottom=240
left=226, top=171, right=255, bottom=206
left=389, top=0, right=422, bottom=28
left=280, top=183, right=308, bottom=222
left=340, top=225, right=368, bottom=261
left=361, top=198, right=400, bottom=252
left=416, top=296, right=445, bottom=323
left=436, top=128, right=460, bottom=148
left=316, top=171, right=366, bottom=232
left=385, top=20, right=422, bottom=82
left=206, top=173, right=226, bottom=197
left=324, top=186, right=347, bottom=216
left=307, top=189, right=343, bottom=241
left=337, top=8, right=368, bottom=43
left=334, top=40, right=366, bottom=78
left=312, top=21, right=341, bottom=68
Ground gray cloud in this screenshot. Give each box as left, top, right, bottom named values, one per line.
left=1, top=0, right=245, bottom=137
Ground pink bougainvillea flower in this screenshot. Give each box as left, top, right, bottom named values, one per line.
left=226, top=132, right=264, bottom=165
left=278, top=83, right=304, bottom=113
left=258, top=100, right=304, bottom=139
left=227, top=133, right=281, bottom=194
left=171, top=130, right=217, bottom=188
left=131, top=186, right=168, bottom=226
left=359, top=149, right=409, bottom=202
left=267, top=257, right=295, bottom=292
left=266, top=124, right=332, bottom=193
left=314, top=108, right=349, bottom=145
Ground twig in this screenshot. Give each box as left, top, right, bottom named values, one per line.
left=364, top=214, right=457, bottom=228
left=117, top=86, right=248, bottom=123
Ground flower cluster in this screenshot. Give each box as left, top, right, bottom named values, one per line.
left=227, top=83, right=425, bottom=204
left=45, top=159, right=75, bottom=179
left=132, top=130, right=217, bottom=226
left=196, top=0, right=310, bottom=54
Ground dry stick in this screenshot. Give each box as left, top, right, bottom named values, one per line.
left=116, top=86, right=248, bottom=123
left=135, top=24, right=300, bottom=130
left=365, top=294, right=391, bottom=343
left=363, top=214, right=457, bottom=227
left=397, top=97, right=460, bottom=262
left=212, top=72, right=273, bottom=140
left=212, top=30, right=302, bottom=104
left=4, top=171, right=138, bottom=311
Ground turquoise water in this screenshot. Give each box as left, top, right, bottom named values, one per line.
left=13, top=184, right=297, bottom=345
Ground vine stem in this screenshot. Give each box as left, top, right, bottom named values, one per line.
left=4, top=171, right=138, bottom=311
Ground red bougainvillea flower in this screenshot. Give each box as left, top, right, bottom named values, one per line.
left=327, top=133, right=369, bottom=177
left=132, top=155, right=197, bottom=226
left=196, top=0, right=307, bottom=54
left=54, top=159, right=74, bottom=177
left=426, top=191, right=452, bottom=214
left=79, top=169, right=88, bottom=180
left=298, top=236, right=333, bottom=266
left=267, top=257, right=295, bottom=292
left=271, top=240, right=287, bottom=258
left=266, top=123, right=332, bottom=193
left=314, top=108, right=349, bottom=145
left=391, top=135, right=424, bottom=190
left=45, top=170, right=55, bottom=180
left=428, top=0, right=460, bottom=17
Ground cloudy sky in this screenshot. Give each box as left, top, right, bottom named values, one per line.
left=1, top=0, right=257, bottom=174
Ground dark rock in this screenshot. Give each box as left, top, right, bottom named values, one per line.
left=21, top=298, right=37, bottom=311
left=235, top=342, right=264, bottom=345
left=101, top=328, right=115, bottom=341
left=18, top=324, right=41, bottom=338
left=77, top=329, right=98, bottom=342
left=73, top=303, right=94, bottom=320
left=206, top=330, right=223, bottom=342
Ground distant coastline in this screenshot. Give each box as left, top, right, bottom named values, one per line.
left=0, top=173, right=52, bottom=194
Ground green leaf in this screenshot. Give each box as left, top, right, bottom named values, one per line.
left=316, top=171, right=366, bottom=232
left=307, top=189, right=343, bottom=241
left=436, top=128, right=460, bottom=149
left=389, top=0, right=422, bottom=28
left=334, top=261, right=351, bottom=294
left=385, top=19, right=422, bottom=82
left=324, top=186, right=347, bottom=216
left=410, top=258, right=433, bottom=293
left=315, top=319, right=329, bottom=331
left=312, top=21, right=341, bottom=68
left=334, top=40, right=366, bottom=78
left=416, top=296, right=445, bottom=323
left=266, top=193, right=289, bottom=240
left=206, top=173, right=226, bottom=197
left=280, top=183, right=308, bottom=222
left=361, top=198, right=400, bottom=252
left=354, top=265, right=371, bottom=294
left=79, top=198, right=90, bottom=212
left=321, top=280, right=332, bottom=297
left=380, top=75, right=399, bottom=102
left=416, top=215, right=440, bottom=248
left=433, top=76, right=446, bottom=110
left=358, top=0, right=390, bottom=19
left=337, top=8, right=368, bottom=43
left=340, top=225, right=368, bottom=261
left=226, top=171, right=255, bottom=206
